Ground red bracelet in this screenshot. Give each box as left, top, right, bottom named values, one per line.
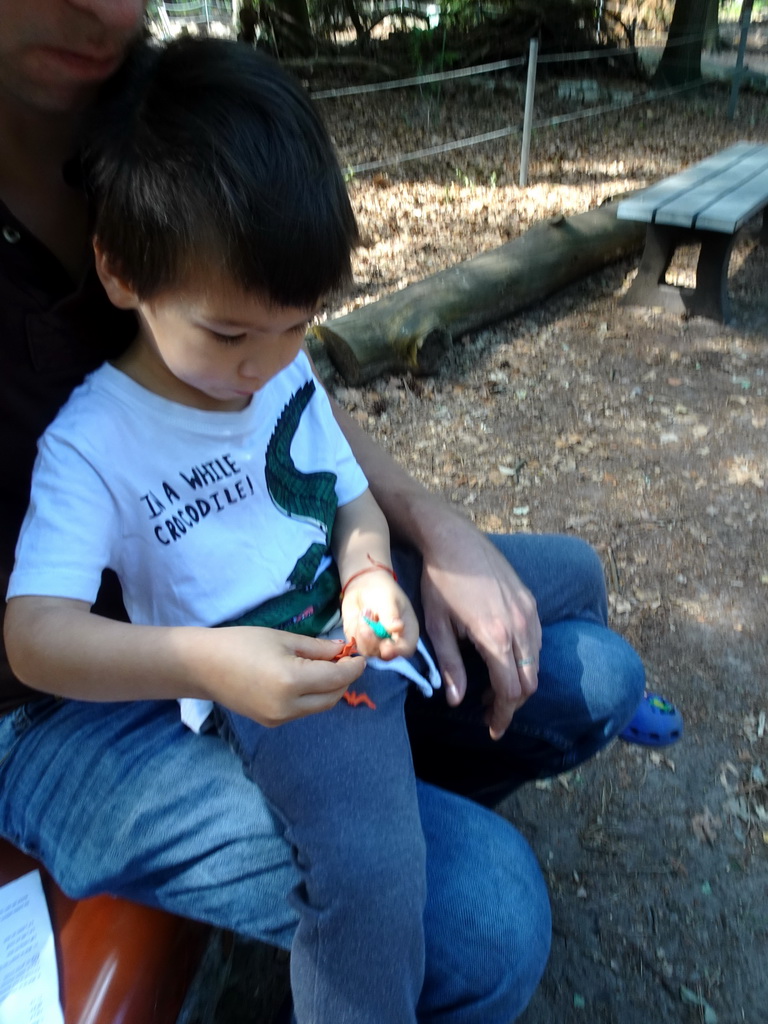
left=340, top=555, right=397, bottom=601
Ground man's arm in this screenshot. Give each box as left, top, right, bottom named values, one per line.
left=329, top=397, right=542, bottom=739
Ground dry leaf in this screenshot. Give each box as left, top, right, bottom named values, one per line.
left=719, top=762, right=739, bottom=792
left=691, top=806, right=720, bottom=845
left=680, top=986, right=718, bottom=1023
left=723, top=796, right=751, bottom=824
left=649, top=752, right=676, bottom=771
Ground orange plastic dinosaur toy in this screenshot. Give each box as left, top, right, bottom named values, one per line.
left=333, top=637, right=377, bottom=710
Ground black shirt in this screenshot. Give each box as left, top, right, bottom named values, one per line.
left=0, top=198, right=136, bottom=714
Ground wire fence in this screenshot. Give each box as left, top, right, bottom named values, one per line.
left=148, top=0, right=237, bottom=32
left=310, top=32, right=744, bottom=179
left=147, top=4, right=762, bottom=182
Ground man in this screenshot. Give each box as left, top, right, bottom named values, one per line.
left=0, top=3, right=644, bottom=1020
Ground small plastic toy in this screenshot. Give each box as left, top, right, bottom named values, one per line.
left=332, top=637, right=359, bottom=661
left=619, top=691, right=683, bottom=747
left=331, top=638, right=377, bottom=708
left=361, top=614, right=393, bottom=641
left=342, top=690, right=377, bottom=709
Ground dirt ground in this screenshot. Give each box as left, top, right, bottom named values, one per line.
left=208, top=55, right=768, bottom=1024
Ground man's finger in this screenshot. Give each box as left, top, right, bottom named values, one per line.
left=484, top=677, right=520, bottom=740
left=488, top=655, right=539, bottom=738
left=427, top=616, right=467, bottom=705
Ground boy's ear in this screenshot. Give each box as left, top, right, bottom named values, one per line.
left=93, top=239, right=140, bottom=310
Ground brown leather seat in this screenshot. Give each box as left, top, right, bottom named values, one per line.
left=0, top=838, right=210, bottom=1024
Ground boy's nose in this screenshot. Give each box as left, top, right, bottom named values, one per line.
left=238, top=358, right=267, bottom=384
left=239, top=349, right=286, bottom=385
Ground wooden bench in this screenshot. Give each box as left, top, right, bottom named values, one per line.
left=0, top=838, right=212, bottom=1024
left=617, top=141, right=768, bottom=322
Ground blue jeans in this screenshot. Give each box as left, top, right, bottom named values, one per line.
left=0, top=533, right=643, bottom=1022
left=399, top=534, right=645, bottom=805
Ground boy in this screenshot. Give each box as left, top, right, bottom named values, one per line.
left=5, top=36, right=438, bottom=1022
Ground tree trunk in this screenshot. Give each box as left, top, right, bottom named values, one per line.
left=703, top=0, right=720, bottom=52
left=342, top=0, right=370, bottom=50
left=272, top=0, right=314, bottom=56
left=653, top=0, right=709, bottom=87
left=312, top=202, right=646, bottom=385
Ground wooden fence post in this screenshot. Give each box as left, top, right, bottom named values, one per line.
left=519, top=38, right=539, bottom=187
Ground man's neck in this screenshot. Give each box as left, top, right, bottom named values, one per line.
left=0, top=96, right=89, bottom=280
left=0, top=90, right=81, bottom=164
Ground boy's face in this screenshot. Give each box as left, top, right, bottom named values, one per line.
left=108, top=271, right=317, bottom=412
left=0, top=0, right=146, bottom=113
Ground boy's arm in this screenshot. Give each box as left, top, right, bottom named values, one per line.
left=4, top=596, right=364, bottom=726
left=332, top=489, right=394, bottom=594
left=328, top=397, right=541, bottom=739
left=331, top=489, right=418, bottom=659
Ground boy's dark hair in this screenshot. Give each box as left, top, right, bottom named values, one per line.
left=81, top=37, right=359, bottom=306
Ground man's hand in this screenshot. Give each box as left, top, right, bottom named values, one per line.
left=321, top=391, right=540, bottom=737
left=420, top=518, right=541, bottom=740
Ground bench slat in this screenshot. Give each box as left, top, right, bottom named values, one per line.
left=695, top=165, right=768, bottom=232
left=616, top=142, right=768, bottom=231
left=653, top=146, right=768, bottom=230
left=616, top=143, right=756, bottom=223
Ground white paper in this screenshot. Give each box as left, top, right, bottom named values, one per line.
left=0, top=870, right=63, bottom=1024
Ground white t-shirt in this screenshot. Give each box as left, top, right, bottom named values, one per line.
left=9, top=350, right=440, bottom=727
left=9, top=350, right=367, bottom=629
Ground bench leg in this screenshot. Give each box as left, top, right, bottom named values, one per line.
left=621, top=224, right=690, bottom=315
left=622, top=224, right=734, bottom=323
left=692, top=231, right=735, bottom=322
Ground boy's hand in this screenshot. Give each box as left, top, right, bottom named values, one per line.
left=207, top=626, right=366, bottom=727
left=340, top=576, right=418, bottom=660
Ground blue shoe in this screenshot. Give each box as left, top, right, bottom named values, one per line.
left=619, top=692, right=683, bottom=747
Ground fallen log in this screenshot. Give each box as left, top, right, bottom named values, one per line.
left=311, top=199, right=646, bottom=384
